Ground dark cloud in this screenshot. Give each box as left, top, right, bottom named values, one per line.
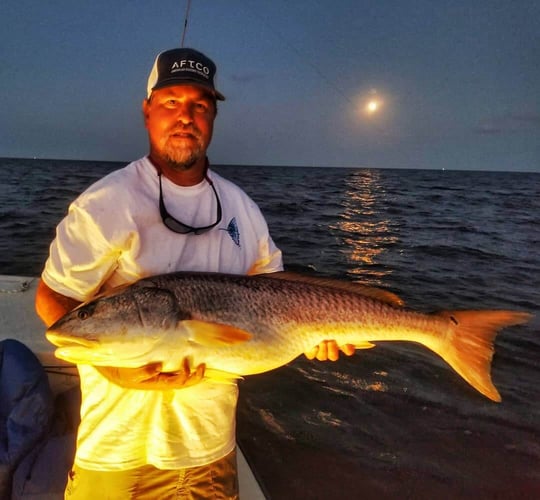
left=475, top=112, right=540, bottom=135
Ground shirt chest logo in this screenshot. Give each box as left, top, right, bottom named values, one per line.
left=220, top=217, right=240, bottom=247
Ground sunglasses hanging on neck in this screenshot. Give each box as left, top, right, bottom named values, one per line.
left=155, top=160, right=222, bottom=235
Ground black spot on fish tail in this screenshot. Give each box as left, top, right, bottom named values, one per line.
left=450, top=315, right=459, bottom=325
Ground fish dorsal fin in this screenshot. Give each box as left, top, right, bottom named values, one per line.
left=182, top=320, right=253, bottom=346
left=262, top=272, right=405, bottom=307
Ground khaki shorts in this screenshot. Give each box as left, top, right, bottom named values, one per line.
left=64, top=449, right=238, bottom=499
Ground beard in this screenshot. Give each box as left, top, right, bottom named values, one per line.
left=160, top=126, right=206, bottom=171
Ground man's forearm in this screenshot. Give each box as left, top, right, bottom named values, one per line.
left=35, top=279, right=81, bottom=327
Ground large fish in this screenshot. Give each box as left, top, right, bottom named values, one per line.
left=46, top=272, right=532, bottom=402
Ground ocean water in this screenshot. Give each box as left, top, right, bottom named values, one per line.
left=1, top=158, right=539, bottom=498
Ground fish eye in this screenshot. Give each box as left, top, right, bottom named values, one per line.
left=77, top=309, right=90, bottom=320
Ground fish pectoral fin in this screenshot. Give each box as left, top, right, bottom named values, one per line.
left=181, top=320, right=253, bottom=346
left=354, top=341, right=376, bottom=349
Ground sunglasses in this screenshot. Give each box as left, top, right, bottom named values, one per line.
left=158, top=172, right=222, bottom=235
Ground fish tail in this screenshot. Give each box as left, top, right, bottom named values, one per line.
left=436, top=310, right=532, bottom=402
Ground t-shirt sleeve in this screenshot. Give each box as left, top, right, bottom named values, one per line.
left=41, top=202, right=123, bottom=301
left=251, top=235, right=284, bottom=274
left=247, top=206, right=284, bottom=275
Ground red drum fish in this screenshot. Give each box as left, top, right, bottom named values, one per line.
left=46, top=272, right=532, bottom=402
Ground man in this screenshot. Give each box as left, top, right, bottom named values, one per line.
left=36, top=47, right=353, bottom=499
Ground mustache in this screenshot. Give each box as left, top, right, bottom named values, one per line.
left=168, top=124, right=202, bottom=139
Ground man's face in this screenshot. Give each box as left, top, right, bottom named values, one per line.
left=143, top=85, right=216, bottom=171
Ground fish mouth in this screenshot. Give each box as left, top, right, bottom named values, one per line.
left=46, top=331, right=99, bottom=348
left=46, top=331, right=163, bottom=367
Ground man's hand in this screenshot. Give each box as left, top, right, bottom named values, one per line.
left=304, top=340, right=356, bottom=361
left=96, top=358, right=206, bottom=390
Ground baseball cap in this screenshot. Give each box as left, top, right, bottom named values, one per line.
left=147, top=48, right=225, bottom=100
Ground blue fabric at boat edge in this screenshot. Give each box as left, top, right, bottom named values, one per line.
left=0, top=339, right=54, bottom=499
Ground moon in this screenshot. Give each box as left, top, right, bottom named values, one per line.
left=354, top=89, right=387, bottom=120
left=365, top=99, right=381, bottom=115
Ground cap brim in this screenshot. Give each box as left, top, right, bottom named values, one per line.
left=152, top=78, right=225, bottom=101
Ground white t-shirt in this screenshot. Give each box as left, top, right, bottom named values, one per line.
left=42, top=156, right=283, bottom=470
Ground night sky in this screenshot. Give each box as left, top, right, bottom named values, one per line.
left=2, top=0, right=539, bottom=171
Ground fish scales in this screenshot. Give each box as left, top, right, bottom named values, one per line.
left=46, top=271, right=532, bottom=402
left=161, top=274, right=428, bottom=363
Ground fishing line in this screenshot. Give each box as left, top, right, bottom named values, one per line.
left=181, top=0, right=192, bottom=47
left=178, top=1, right=353, bottom=107
left=237, top=1, right=354, bottom=107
